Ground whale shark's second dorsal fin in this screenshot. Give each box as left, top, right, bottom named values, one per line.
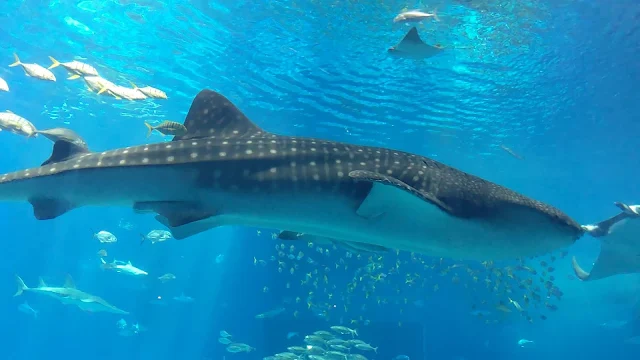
left=173, top=89, right=267, bottom=141
left=64, top=274, right=76, bottom=289
left=42, top=140, right=90, bottom=166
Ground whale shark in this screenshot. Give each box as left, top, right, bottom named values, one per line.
left=572, top=202, right=640, bottom=281
left=388, top=27, right=444, bottom=59
left=0, top=89, right=583, bottom=260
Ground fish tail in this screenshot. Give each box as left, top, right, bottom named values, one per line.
left=48, top=56, right=61, bottom=69
left=9, top=53, right=21, bottom=67
left=144, top=122, right=154, bottom=137
left=14, top=275, right=28, bottom=296
left=139, top=233, right=146, bottom=245
left=374, top=347, right=378, bottom=353
left=433, top=9, right=440, bottom=22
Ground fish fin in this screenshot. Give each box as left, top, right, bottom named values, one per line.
left=133, top=201, right=215, bottom=228
left=278, top=231, right=305, bottom=240
left=348, top=170, right=453, bottom=219
left=130, top=81, right=138, bottom=89
left=172, top=89, right=266, bottom=141
left=14, top=276, right=28, bottom=296
left=127, top=261, right=132, bottom=265
left=64, top=275, right=76, bottom=289
left=42, top=139, right=90, bottom=166
left=28, top=197, right=76, bottom=220
left=615, top=202, right=640, bottom=216
left=97, top=86, right=107, bottom=95
left=572, top=234, right=640, bottom=281
left=144, top=122, right=154, bottom=137
left=9, top=53, right=20, bottom=67
left=67, top=74, right=81, bottom=80
left=154, top=215, right=218, bottom=240
left=48, top=56, right=61, bottom=69
left=38, top=277, right=47, bottom=287
left=402, top=27, right=425, bottom=45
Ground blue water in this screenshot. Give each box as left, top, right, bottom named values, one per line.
left=0, top=0, right=639, bottom=359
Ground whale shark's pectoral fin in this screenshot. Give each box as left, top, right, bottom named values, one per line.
left=348, top=170, right=453, bottom=219
left=28, top=197, right=76, bottom=220
left=133, top=201, right=215, bottom=227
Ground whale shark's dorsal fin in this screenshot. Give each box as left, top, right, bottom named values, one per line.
left=172, top=89, right=266, bottom=141
left=42, top=140, right=90, bottom=166
left=64, top=274, right=76, bottom=289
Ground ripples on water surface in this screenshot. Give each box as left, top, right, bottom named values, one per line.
left=0, top=0, right=636, bottom=160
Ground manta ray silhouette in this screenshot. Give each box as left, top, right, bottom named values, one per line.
left=572, top=202, right=640, bottom=281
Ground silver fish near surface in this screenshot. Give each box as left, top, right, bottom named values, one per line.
left=0, top=89, right=584, bottom=261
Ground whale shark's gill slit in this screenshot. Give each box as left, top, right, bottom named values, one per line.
left=133, top=201, right=215, bottom=227
left=42, top=139, right=91, bottom=166
left=28, top=196, right=76, bottom=220
left=172, top=89, right=267, bottom=141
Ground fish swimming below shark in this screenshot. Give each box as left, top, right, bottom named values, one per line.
left=572, top=202, right=640, bottom=281
left=0, top=89, right=584, bottom=261
left=14, top=275, right=128, bottom=315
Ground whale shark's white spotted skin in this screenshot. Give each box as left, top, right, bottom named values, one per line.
left=0, top=89, right=584, bottom=260
left=572, top=202, right=640, bottom=281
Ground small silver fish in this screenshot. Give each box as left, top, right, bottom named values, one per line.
left=105, top=85, right=147, bottom=101
left=48, top=56, right=99, bottom=79
left=84, top=75, right=117, bottom=94
left=393, top=10, right=440, bottom=23
left=0, top=111, right=38, bottom=137
left=144, top=121, right=187, bottom=137
left=131, top=83, right=168, bottom=99
left=9, top=54, right=56, bottom=81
